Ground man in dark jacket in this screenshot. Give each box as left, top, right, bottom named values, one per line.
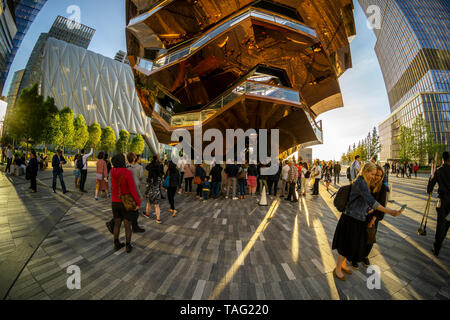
left=333, top=161, right=341, bottom=184
left=52, top=149, right=68, bottom=194
left=210, top=164, right=223, bottom=198
left=268, top=161, right=281, bottom=196
left=427, top=151, right=450, bottom=257
left=225, top=162, right=239, bottom=199
left=28, top=150, right=39, bottom=192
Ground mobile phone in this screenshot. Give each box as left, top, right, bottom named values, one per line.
left=400, top=204, right=407, bottom=211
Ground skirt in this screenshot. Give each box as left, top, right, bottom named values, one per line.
left=146, top=178, right=161, bottom=205
left=112, top=202, right=135, bottom=221
left=73, top=169, right=81, bottom=178
left=332, top=213, right=367, bottom=263
left=247, top=175, right=257, bottom=187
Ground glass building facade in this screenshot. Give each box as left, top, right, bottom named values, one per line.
left=359, top=0, right=450, bottom=161
left=0, top=0, right=47, bottom=93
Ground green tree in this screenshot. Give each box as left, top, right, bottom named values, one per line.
left=87, top=121, right=102, bottom=159
left=398, top=126, right=414, bottom=164
left=72, top=115, right=89, bottom=152
left=8, top=84, right=45, bottom=149
left=130, top=134, right=145, bottom=155
left=369, top=127, right=381, bottom=159
left=59, top=108, right=74, bottom=152
left=40, top=97, right=61, bottom=153
left=101, top=127, right=116, bottom=152
left=116, top=129, right=130, bottom=154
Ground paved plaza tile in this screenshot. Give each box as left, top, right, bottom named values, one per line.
left=0, top=168, right=448, bottom=300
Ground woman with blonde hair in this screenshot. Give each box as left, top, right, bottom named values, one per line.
left=332, top=162, right=404, bottom=281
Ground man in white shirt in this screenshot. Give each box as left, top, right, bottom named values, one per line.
left=311, top=160, right=322, bottom=196
left=350, top=155, right=361, bottom=181
left=79, top=148, right=93, bottom=192
left=280, top=160, right=290, bottom=198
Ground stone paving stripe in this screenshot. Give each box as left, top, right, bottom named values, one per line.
left=281, top=263, right=296, bottom=281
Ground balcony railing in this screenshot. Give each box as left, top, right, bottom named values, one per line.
left=133, top=8, right=317, bottom=75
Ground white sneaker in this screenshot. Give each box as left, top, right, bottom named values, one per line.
left=232, top=197, right=238, bottom=200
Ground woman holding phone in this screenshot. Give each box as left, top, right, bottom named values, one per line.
left=332, top=162, right=404, bottom=281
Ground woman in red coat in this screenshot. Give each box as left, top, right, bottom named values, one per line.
left=110, top=154, right=141, bottom=253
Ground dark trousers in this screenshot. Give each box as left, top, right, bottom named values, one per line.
left=52, top=171, right=66, bottom=192
left=238, top=180, right=246, bottom=196
left=196, top=183, right=203, bottom=197
left=5, top=158, right=12, bottom=173
left=434, top=198, right=450, bottom=253
left=167, top=186, right=177, bottom=210
left=185, top=177, right=193, bottom=192
left=268, top=177, right=279, bottom=195
left=287, top=182, right=297, bottom=201
left=312, top=178, right=320, bottom=195
left=334, top=173, right=340, bottom=184
left=80, top=169, right=88, bottom=191
left=211, top=181, right=221, bottom=198
left=30, top=174, right=37, bottom=191
left=178, top=172, right=184, bottom=189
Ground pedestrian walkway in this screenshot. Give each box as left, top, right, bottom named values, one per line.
left=1, top=170, right=449, bottom=300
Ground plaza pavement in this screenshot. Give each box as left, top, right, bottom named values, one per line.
left=0, top=166, right=448, bottom=300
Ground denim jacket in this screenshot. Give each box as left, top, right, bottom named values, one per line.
left=345, top=176, right=380, bottom=222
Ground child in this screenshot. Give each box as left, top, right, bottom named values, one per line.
left=202, top=176, right=211, bottom=202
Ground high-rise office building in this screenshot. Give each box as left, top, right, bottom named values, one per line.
left=2, top=68, right=23, bottom=136
left=359, top=0, right=450, bottom=161
left=0, top=0, right=47, bottom=93
left=114, top=50, right=130, bottom=65
left=19, top=15, right=96, bottom=93
left=0, top=0, right=18, bottom=92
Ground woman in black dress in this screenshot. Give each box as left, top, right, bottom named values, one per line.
left=166, top=161, right=180, bottom=217
left=332, top=162, right=403, bottom=281
left=144, top=156, right=163, bottom=224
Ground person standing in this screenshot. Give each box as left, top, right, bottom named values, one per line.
left=311, top=160, right=322, bottom=196
left=413, top=162, right=419, bottom=178
left=5, top=145, right=13, bottom=175
left=183, top=161, right=195, bottom=193
left=350, top=155, right=361, bottom=181
left=300, top=162, right=309, bottom=196
left=210, top=163, right=223, bottom=199
left=324, top=161, right=332, bottom=192
left=237, top=164, right=248, bottom=199
left=73, top=154, right=81, bottom=189
left=143, top=156, right=163, bottom=223
left=166, top=161, right=180, bottom=217
left=177, top=155, right=186, bottom=194
left=94, top=152, right=108, bottom=200
left=28, top=150, right=39, bottom=193
left=225, top=162, right=239, bottom=200
left=280, top=160, right=290, bottom=198
left=334, top=161, right=341, bottom=185
left=110, top=154, right=141, bottom=253
left=427, top=151, right=450, bottom=257
left=247, top=164, right=258, bottom=196
left=52, top=149, right=68, bottom=194
left=79, top=148, right=93, bottom=193
left=286, top=161, right=299, bottom=202
left=195, top=163, right=207, bottom=198
left=127, top=152, right=145, bottom=233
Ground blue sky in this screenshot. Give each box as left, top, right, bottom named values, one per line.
left=1, top=0, right=391, bottom=160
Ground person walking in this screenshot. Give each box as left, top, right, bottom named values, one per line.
left=413, top=162, right=419, bottom=178
left=183, top=161, right=195, bottom=193
left=143, top=156, right=163, bottom=224
left=166, top=161, right=180, bottom=217
left=286, top=161, right=299, bottom=202
left=177, top=155, right=186, bottom=194
left=334, top=161, right=341, bottom=185
left=5, top=145, right=13, bottom=175
left=311, top=160, right=322, bottom=196
left=202, top=176, right=211, bottom=202
left=280, top=160, right=290, bottom=198
left=95, top=152, right=108, bottom=200
left=247, top=164, right=258, bottom=196
left=324, top=161, right=332, bottom=192
left=127, top=152, right=146, bottom=233
left=52, top=149, right=68, bottom=194
left=300, top=162, right=309, bottom=196
left=225, top=162, right=239, bottom=200
left=210, top=163, right=223, bottom=198
left=27, top=150, right=39, bottom=193
left=350, top=155, right=361, bottom=181
left=110, top=153, right=141, bottom=253
left=78, top=148, right=93, bottom=192
left=427, top=151, right=450, bottom=257
left=332, top=162, right=403, bottom=280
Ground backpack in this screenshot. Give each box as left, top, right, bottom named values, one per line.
left=346, top=167, right=351, bottom=179
left=76, top=156, right=84, bottom=170
left=333, top=184, right=352, bottom=212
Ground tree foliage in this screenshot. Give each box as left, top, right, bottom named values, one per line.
left=398, top=125, right=415, bottom=164
left=130, top=134, right=145, bottom=155
left=116, top=129, right=130, bottom=154
left=59, top=107, right=74, bottom=150
left=342, top=127, right=381, bottom=163
left=101, top=127, right=116, bottom=152
left=72, top=114, right=89, bottom=151
left=87, top=121, right=102, bottom=149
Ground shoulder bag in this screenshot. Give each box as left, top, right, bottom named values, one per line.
left=119, top=174, right=137, bottom=212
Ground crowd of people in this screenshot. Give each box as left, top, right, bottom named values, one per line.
left=386, top=162, right=420, bottom=178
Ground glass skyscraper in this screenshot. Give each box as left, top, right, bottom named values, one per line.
left=359, top=0, right=450, bottom=161
left=0, top=0, right=47, bottom=93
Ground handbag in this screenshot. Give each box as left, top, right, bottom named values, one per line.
left=163, top=175, right=170, bottom=189
left=367, top=226, right=377, bottom=244
left=118, top=174, right=137, bottom=212
left=194, top=176, right=202, bottom=185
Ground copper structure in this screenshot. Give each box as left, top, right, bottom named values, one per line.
left=126, top=0, right=355, bottom=154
